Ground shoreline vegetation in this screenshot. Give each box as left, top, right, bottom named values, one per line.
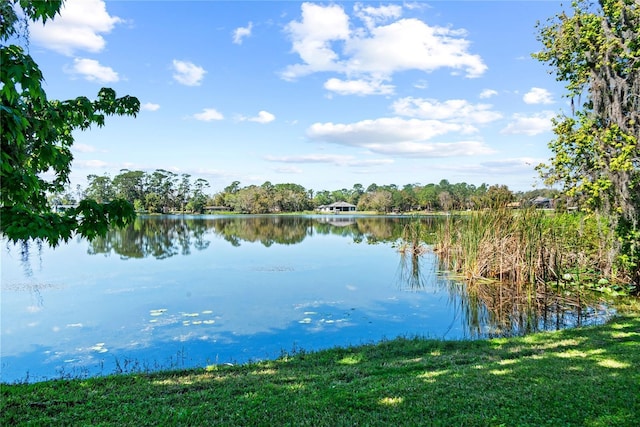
left=431, top=208, right=637, bottom=296
left=2, top=315, right=638, bottom=426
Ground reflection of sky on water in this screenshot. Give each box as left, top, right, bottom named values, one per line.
left=0, top=216, right=612, bottom=383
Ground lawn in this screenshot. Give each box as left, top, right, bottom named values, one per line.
left=2, top=315, right=638, bottom=426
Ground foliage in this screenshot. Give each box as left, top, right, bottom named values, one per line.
left=2, top=316, right=638, bottom=425
left=75, top=169, right=213, bottom=214
left=0, top=0, right=140, bottom=245
left=534, top=0, right=640, bottom=286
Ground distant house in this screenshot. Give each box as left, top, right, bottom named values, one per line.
left=530, top=196, right=553, bottom=209
left=203, top=206, right=232, bottom=212
left=317, top=201, right=357, bottom=213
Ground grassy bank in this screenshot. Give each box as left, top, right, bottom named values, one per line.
left=2, top=316, right=638, bottom=426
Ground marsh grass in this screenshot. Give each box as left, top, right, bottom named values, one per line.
left=428, top=208, right=633, bottom=333
left=434, top=208, right=621, bottom=288
left=2, top=316, right=638, bottom=426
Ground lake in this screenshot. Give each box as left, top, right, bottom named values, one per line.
left=0, top=215, right=614, bottom=383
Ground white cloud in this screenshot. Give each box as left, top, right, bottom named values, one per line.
left=273, top=166, right=304, bottom=174
left=233, top=22, right=253, bottom=44
left=29, top=0, right=122, bottom=56
left=346, top=19, right=486, bottom=78
left=69, top=58, right=119, bottom=83
left=238, top=111, right=276, bottom=124
left=251, top=111, right=275, bottom=123
left=172, top=60, right=206, bottom=86
left=324, top=78, right=394, bottom=96
left=76, top=159, right=109, bottom=168
left=413, top=80, right=429, bottom=90
left=392, top=98, right=502, bottom=124
left=308, top=117, right=467, bottom=146
left=193, top=108, right=224, bottom=122
left=73, top=144, right=97, bottom=153
left=479, top=89, right=498, bottom=99
left=282, top=3, right=486, bottom=85
left=523, top=87, right=554, bottom=104
left=265, top=154, right=394, bottom=167
left=501, top=111, right=555, bottom=136
left=363, top=140, right=495, bottom=158
left=266, top=154, right=353, bottom=164
left=306, top=117, right=494, bottom=158
left=354, top=3, right=403, bottom=29
left=437, top=157, right=542, bottom=176
left=282, top=3, right=350, bottom=79
left=480, top=157, right=538, bottom=171
left=141, top=102, right=160, bottom=112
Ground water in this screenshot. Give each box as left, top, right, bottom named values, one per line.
left=0, top=215, right=614, bottom=383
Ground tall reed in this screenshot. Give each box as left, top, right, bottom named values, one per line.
left=433, top=208, right=618, bottom=286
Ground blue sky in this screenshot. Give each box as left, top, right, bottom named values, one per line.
left=28, top=0, right=568, bottom=193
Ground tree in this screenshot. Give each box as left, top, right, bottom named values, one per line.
left=313, top=190, right=332, bottom=207
left=534, top=0, right=640, bottom=285
left=146, top=169, right=176, bottom=213
left=176, top=174, right=192, bottom=212
left=85, top=174, right=115, bottom=204
left=1, top=0, right=140, bottom=244
left=483, top=184, right=514, bottom=209
left=417, top=184, right=438, bottom=211
left=112, top=169, right=145, bottom=205
left=350, top=183, right=365, bottom=205
left=187, top=178, right=210, bottom=213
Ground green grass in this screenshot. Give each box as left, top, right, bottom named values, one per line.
left=2, top=315, right=639, bottom=426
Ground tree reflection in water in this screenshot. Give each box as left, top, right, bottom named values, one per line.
left=86, top=215, right=613, bottom=337
left=87, top=215, right=414, bottom=258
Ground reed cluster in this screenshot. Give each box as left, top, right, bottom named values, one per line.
left=433, top=208, right=619, bottom=286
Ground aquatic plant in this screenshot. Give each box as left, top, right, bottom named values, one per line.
left=433, top=208, right=627, bottom=291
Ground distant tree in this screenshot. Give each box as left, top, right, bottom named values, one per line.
left=366, top=183, right=379, bottom=193
left=1, top=0, right=139, bottom=244
left=235, top=185, right=270, bottom=213
left=438, top=191, right=453, bottom=212
left=331, top=188, right=350, bottom=203
left=112, top=170, right=145, bottom=205
left=273, top=183, right=311, bottom=212
left=187, top=178, right=210, bottom=213
left=176, top=174, right=192, bottom=212
left=483, top=185, right=514, bottom=209
left=146, top=169, right=176, bottom=212
left=417, top=184, right=438, bottom=211
left=369, top=190, right=393, bottom=213
left=85, top=174, right=115, bottom=204
left=349, top=183, right=365, bottom=205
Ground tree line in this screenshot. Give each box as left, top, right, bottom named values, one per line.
left=51, top=169, right=210, bottom=214
left=51, top=170, right=559, bottom=215
left=215, top=180, right=558, bottom=213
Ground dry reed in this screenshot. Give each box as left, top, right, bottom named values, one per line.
left=433, top=208, right=618, bottom=286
